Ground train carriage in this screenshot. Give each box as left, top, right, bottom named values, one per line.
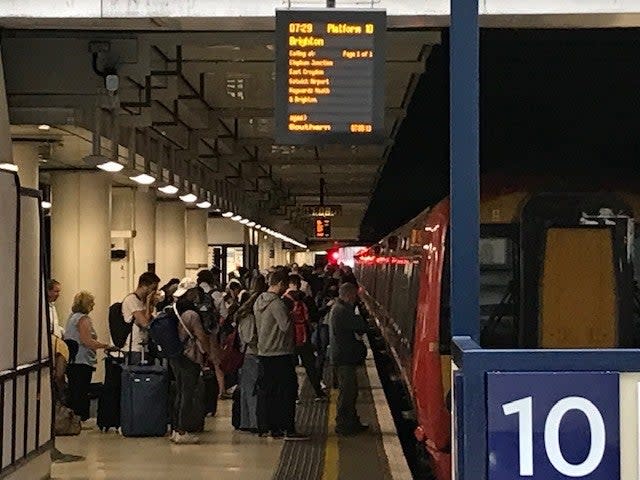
left=355, top=175, right=640, bottom=480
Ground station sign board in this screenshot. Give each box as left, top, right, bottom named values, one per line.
left=486, top=371, right=640, bottom=479
left=315, top=218, right=331, bottom=238
left=275, top=9, right=386, bottom=145
left=300, top=204, right=342, bottom=217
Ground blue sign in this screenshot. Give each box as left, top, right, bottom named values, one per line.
left=487, top=372, right=620, bottom=479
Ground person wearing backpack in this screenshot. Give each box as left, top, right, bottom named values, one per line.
left=169, top=278, right=213, bottom=444
left=120, top=272, right=161, bottom=364
left=236, top=275, right=267, bottom=433
left=254, top=270, right=309, bottom=441
left=283, top=274, right=325, bottom=401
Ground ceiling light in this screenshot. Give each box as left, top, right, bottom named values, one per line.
left=255, top=224, right=262, bottom=229
left=158, top=185, right=179, bottom=195
left=240, top=218, right=250, bottom=225
left=222, top=211, right=234, bottom=218
left=0, top=163, right=18, bottom=172
left=179, top=193, right=198, bottom=203
left=129, top=173, right=156, bottom=185
left=97, top=161, right=124, bottom=173
left=247, top=221, right=256, bottom=227
left=231, top=215, right=242, bottom=221
left=38, top=124, right=50, bottom=131
left=41, top=201, right=52, bottom=209
left=196, top=201, right=212, bottom=209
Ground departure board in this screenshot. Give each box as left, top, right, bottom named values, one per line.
left=315, top=218, right=332, bottom=238
left=275, top=9, right=386, bottom=145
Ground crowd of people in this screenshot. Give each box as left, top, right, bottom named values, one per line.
left=48, top=261, right=370, bottom=444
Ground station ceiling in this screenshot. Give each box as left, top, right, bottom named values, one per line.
left=2, top=27, right=440, bottom=242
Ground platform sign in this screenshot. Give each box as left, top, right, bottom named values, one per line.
left=487, top=372, right=622, bottom=479
left=274, top=9, right=386, bottom=145
left=314, top=218, right=331, bottom=238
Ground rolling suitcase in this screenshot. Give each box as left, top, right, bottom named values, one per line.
left=121, top=345, right=169, bottom=437
left=231, top=386, right=241, bottom=430
left=97, top=352, right=123, bottom=432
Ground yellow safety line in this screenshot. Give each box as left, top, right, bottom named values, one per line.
left=322, top=388, right=339, bottom=480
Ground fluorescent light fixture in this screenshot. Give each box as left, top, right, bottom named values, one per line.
left=196, top=200, right=212, bottom=209
left=158, top=185, right=179, bottom=195
left=247, top=221, right=256, bottom=227
left=240, top=218, right=250, bottom=225
left=41, top=201, right=52, bottom=209
left=255, top=224, right=262, bottom=229
left=222, top=211, right=234, bottom=218
left=129, top=173, right=156, bottom=185
left=38, top=124, right=51, bottom=131
left=179, top=193, right=198, bottom=203
left=0, top=163, right=18, bottom=172
left=231, top=215, right=242, bottom=221
left=97, top=161, right=124, bottom=173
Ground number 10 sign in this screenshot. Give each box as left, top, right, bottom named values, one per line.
left=487, top=371, right=640, bottom=479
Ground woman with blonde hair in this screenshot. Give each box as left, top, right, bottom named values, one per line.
left=64, top=291, right=110, bottom=420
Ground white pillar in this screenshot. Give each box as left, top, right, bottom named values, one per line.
left=133, top=187, right=156, bottom=280
left=12, top=143, right=39, bottom=189
left=50, top=172, right=111, bottom=377
left=185, top=209, right=208, bottom=278
left=0, top=48, right=12, bottom=166
left=155, top=201, right=186, bottom=283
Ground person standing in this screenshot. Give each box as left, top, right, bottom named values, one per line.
left=236, top=275, right=267, bottom=432
left=254, top=270, right=309, bottom=440
left=47, top=279, right=64, bottom=337
left=169, top=279, right=212, bottom=444
left=64, top=291, right=110, bottom=421
left=121, top=272, right=161, bottom=364
left=328, top=283, right=369, bottom=436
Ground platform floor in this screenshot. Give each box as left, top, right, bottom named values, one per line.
left=51, top=356, right=411, bottom=480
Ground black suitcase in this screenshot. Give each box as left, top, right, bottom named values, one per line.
left=203, top=370, right=219, bottom=417
left=231, top=386, right=241, bottom=430
left=97, top=352, right=123, bottom=432
left=121, top=363, right=169, bottom=437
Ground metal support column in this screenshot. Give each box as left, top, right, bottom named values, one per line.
left=450, top=0, right=480, bottom=342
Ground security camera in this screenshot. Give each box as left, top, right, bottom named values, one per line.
left=105, top=74, right=119, bottom=92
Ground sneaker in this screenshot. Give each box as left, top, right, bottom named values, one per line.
left=169, top=431, right=179, bottom=442
left=173, top=432, right=200, bottom=444
left=320, top=380, right=327, bottom=390
left=295, top=399, right=302, bottom=405
left=284, top=432, right=310, bottom=441
left=314, top=394, right=327, bottom=402
left=270, top=430, right=284, bottom=439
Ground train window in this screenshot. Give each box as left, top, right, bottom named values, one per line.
left=439, top=226, right=520, bottom=352
left=479, top=226, right=519, bottom=348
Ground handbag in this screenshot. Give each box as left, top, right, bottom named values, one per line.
left=219, top=329, right=246, bottom=374
left=54, top=402, right=81, bottom=436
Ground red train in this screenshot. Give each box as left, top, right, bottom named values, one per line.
left=355, top=175, right=640, bottom=479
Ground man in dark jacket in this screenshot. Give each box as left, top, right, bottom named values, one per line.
left=328, top=282, right=369, bottom=435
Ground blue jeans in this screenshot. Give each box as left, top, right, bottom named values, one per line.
left=312, top=324, right=330, bottom=377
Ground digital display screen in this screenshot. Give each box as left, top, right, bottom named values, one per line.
left=275, top=9, right=386, bottom=145
left=315, top=218, right=332, bottom=238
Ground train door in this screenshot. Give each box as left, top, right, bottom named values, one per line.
left=520, top=193, right=635, bottom=348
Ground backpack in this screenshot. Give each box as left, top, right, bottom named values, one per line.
left=148, top=306, right=186, bottom=359
left=286, top=294, right=310, bottom=347
left=237, top=309, right=258, bottom=348
left=198, top=290, right=219, bottom=334
left=108, top=299, right=133, bottom=349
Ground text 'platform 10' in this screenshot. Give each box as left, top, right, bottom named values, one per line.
left=487, top=371, right=640, bottom=480
left=275, top=9, right=386, bottom=145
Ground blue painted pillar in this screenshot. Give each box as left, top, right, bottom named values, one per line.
left=450, top=0, right=480, bottom=342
